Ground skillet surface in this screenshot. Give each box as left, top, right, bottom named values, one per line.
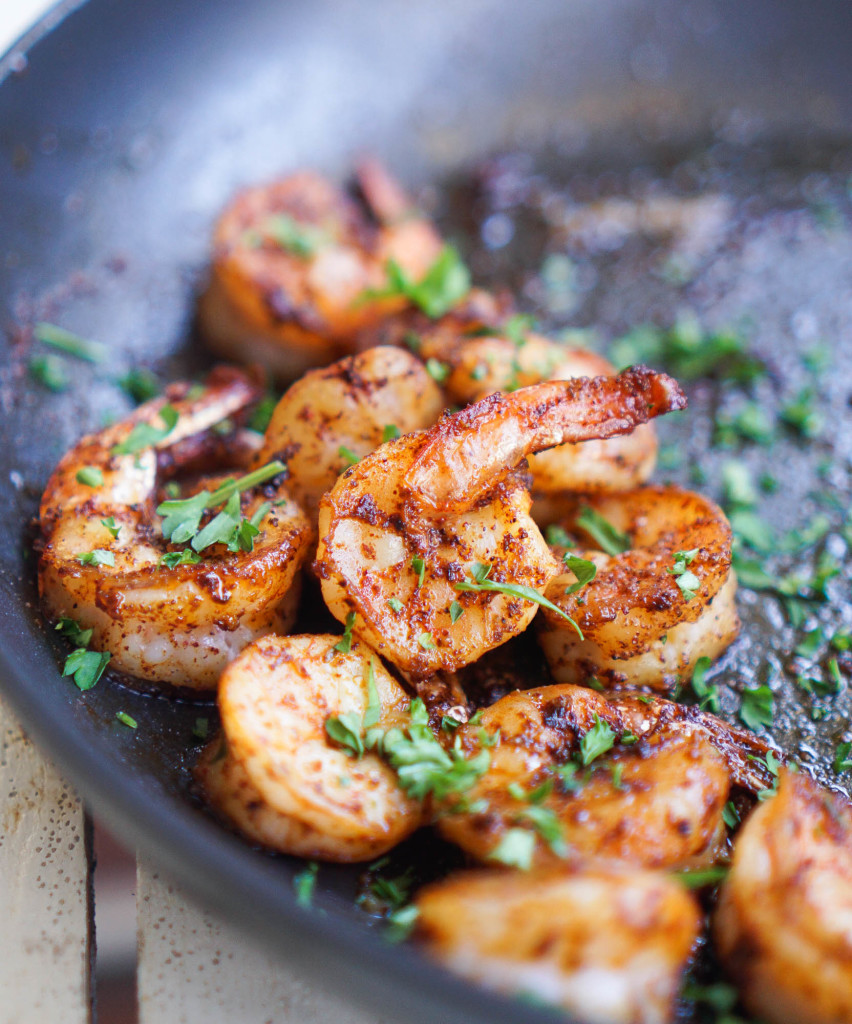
left=2, top=2, right=852, bottom=1022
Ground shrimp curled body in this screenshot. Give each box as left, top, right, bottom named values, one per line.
left=315, top=367, right=685, bottom=679
left=437, top=683, right=776, bottom=871
left=538, top=486, right=739, bottom=692
left=196, top=633, right=423, bottom=861
left=38, top=369, right=312, bottom=691
left=416, top=867, right=700, bottom=1024
left=714, top=770, right=852, bottom=1024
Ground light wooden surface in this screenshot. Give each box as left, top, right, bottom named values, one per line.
left=137, top=868, right=382, bottom=1024
left=0, top=697, right=91, bottom=1024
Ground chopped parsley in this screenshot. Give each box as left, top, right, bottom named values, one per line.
left=192, top=717, right=209, bottom=741
left=293, top=861, right=319, bottom=907
left=739, top=685, right=775, bottom=732
left=334, top=612, right=357, bottom=654
left=834, top=742, right=852, bottom=774
left=387, top=597, right=404, bottom=613
left=363, top=245, right=471, bottom=319
left=667, top=548, right=700, bottom=601
left=455, top=561, right=583, bottom=638
left=76, top=466, right=104, bottom=488
left=690, top=656, right=719, bottom=712
left=575, top=506, right=630, bottom=556
left=157, top=461, right=283, bottom=551
left=77, top=549, right=115, bottom=567
left=63, top=648, right=111, bottom=691
left=117, top=367, right=160, bottom=404
left=381, top=424, right=400, bottom=442
left=545, top=524, right=574, bottom=548
left=100, top=516, right=121, bottom=539
left=115, top=711, right=137, bottom=729
left=338, top=445, right=360, bottom=467
left=55, top=617, right=93, bottom=648
left=258, top=214, right=327, bottom=257
left=579, top=715, right=616, bottom=765
left=722, top=801, right=740, bottom=828
left=112, top=404, right=179, bottom=455
left=411, top=556, right=426, bottom=588
left=385, top=904, right=420, bottom=943
left=30, top=354, right=69, bottom=392
left=35, top=322, right=107, bottom=363
left=159, top=548, right=202, bottom=568
left=417, top=632, right=436, bottom=650
left=722, top=459, right=758, bottom=509
left=563, top=554, right=597, bottom=595
left=673, top=865, right=729, bottom=888
left=425, top=357, right=451, bottom=384
left=781, top=387, right=823, bottom=438
left=487, top=828, right=536, bottom=871
left=449, top=600, right=464, bottom=624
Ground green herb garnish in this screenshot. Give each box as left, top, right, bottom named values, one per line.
left=579, top=714, right=616, bottom=766
left=739, top=685, right=775, bottom=732
left=563, top=555, right=597, bottom=595
left=334, top=612, right=357, bottom=655
left=112, top=404, right=179, bottom=455
left=62, top=648, right=111, bottom=691
left=293, top=861, right=319, bottom=907
left=77, top=549, right=115, bottom=567
left=29, top=354, right=69, bottom=392
left=76, top=466, right=104, bottom=488
left=35, top=322, right=107, bottom=363
left=575, top=506, right=630, bottom=556
left=116, top=711, right=137, bottom=729
left=667, top=548, right=700, bottom=601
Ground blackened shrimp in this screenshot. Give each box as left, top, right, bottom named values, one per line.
left=198, top=161, right=445, bottom=379
left=538, top=486, right=739, bottom=693
left=714, top=770, right=852, bottom=1024
left=196, top=634, right=423, bottom=860
left=437, top=683, right=776, bottom=871
left=253, top=346, right=444, bottom=520
left=416, top=867, right=700, bottom=1024
left=315, top=367, right=685, bottom=679
left=38, top=368, right=312, bottom=691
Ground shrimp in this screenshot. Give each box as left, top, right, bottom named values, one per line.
left=437, top=683, right=776, bottom=871
left=196, top=634, right=423, bottom=860
left=367, top=295, right=658, bottom=494
left=537, top=486, right=739, bottom=693
left=38, top=368, right=312, bottom=691
left=253, top=346, right=444, bottom=519
left=314, top=367, right=685, bottom=679
left=415, top=867, right=700, bottom=1024
left=198, top=160, right=445, bottom=379
left=714, top=769, right=852, bottom=1024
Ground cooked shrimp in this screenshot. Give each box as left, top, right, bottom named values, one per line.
left=714, top=770, right=852, bottom=1024
left=38, top=368, right=312, bottom=691
left=437, top=683, right=776, bottom=871
left=315, top=367, right=685, bottom=679
left=416, top=867, right=700, bottom=1024
left=253, top=346, right=444, bottom=519
left=367, top=296, right=658, bottom=494
left=196, top=634, right=423, bottom=860
left=198, top=160, right=445, bottom=379
left=537, top=486, right=739, bottom=693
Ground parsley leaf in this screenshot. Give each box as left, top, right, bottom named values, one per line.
left=63, top=648, right=111, bottom=691
left=54, top=617, right=93, bottom=648
left=334, top=612, right=356, bottom=654
left=35, top=322, right=107, bottom=363
left=159, top=548, right=202, bottom=568
left=411, top=556, right=426, bottom=588
left=115, top=711, right=137, bottom=729
left=77, top=549, right=115, bottom=567
left=690, top=655, right=719, bottom=712
left=76, top=466, right=104, bottom=488
left=835, top=742, right=852, bottom=774
left=325, top=712, right=365, bottom=758
left=261, top=213, right=327, bottom=258
left=30, top=354, right=69, bottom=392
left=101, top=516, right=121, bottom=539
left=739, top=685, right=775, bottom=731
left=417, top=632, right=436, bottom=650
left=579, top=714, right=616, bottom=765
left=293, top=861, right=319, bottom=907
left=117, top=368, right=160, bottom=404
left=449, top=600, right=464, bottom=624
left=425, top=357, right=451, bottom=384
left=675, top=866, right=729, bottom=889
left=575, top=506, right=630, bottom=556
left=545, top=524, right=574, bottom=548
left=381, top=424, right=400, bottom=443
left=338, top=445, right=360, bottom=467
left=455, top=562, right=583, bottom=638
left=667, top=548, right=700, bottom=601
left=111, top=404, right=179, bottom=455
left=387, top=597, right=404, bottom=613
left=563, top=554, right=597, bottom=595
left=487, top=828, right=536, bottom=870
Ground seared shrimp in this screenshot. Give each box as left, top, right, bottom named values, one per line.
left=538, top=486, right=739, bottom=693
left=196, top=634, right=423, bottom=860
left=369, top=296, right=658, bottom=494
left=253, top=346, right=444, bottom=519
left=416, top=867, right=700, bottom=1024
left=199, top=160, right=445, bottom=379
left=437, top=683, right=776, bottom=871
left=38, top=368, right=312, bottom=691
left=714, top=770, right=852, bottom=1024
left=315, top=367, right=685, bottom=679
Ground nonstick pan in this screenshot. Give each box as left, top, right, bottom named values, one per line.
left=3, top=2, right=852, bottom=1022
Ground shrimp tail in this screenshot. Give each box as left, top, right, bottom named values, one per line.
left=406, top=366, right=687, bottom=512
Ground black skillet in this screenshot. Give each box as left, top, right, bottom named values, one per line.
left=3, top=1, right=852, bottom=1022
